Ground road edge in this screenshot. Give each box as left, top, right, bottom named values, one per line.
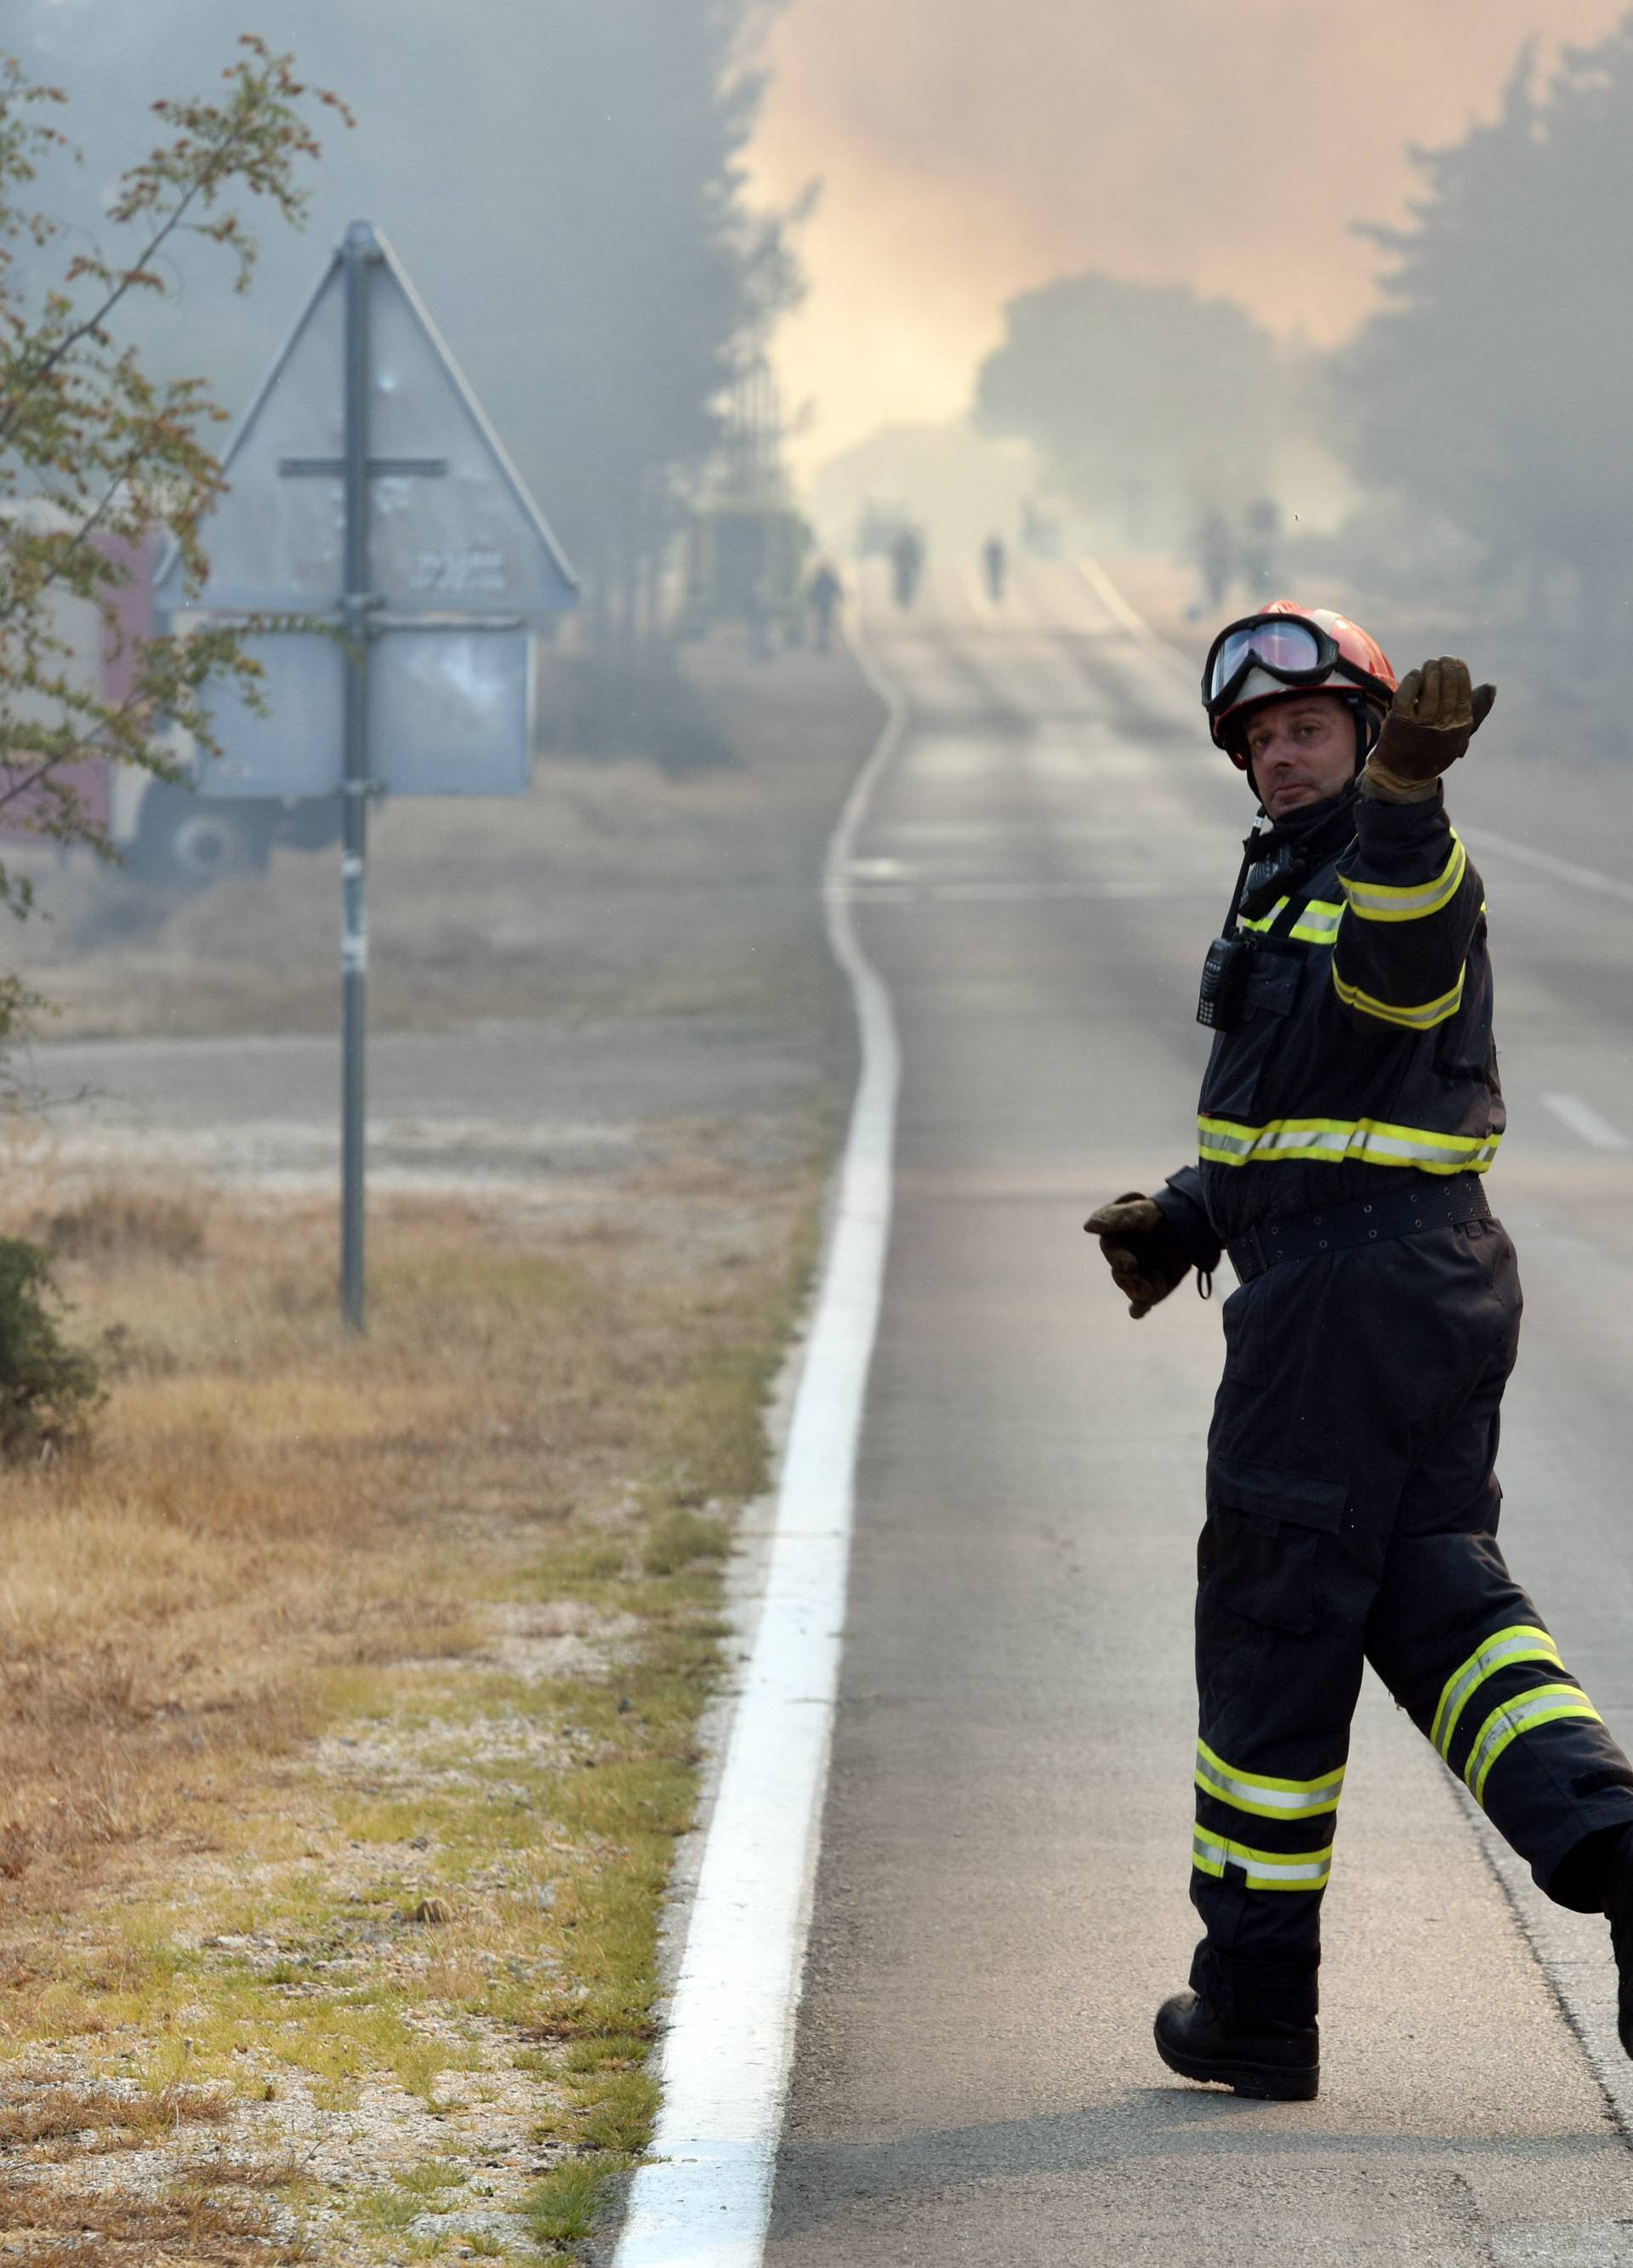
left=1462, top=1779, right=1633, bottom=2143
left=608, top=634, right=908, bottom=2268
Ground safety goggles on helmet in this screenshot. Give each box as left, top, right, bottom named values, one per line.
left=1203, top=602, right=1397, bottom=768
left=1203, top=611, right=1374, bottom=721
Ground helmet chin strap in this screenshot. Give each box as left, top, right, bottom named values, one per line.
left=1351, top=703, right=1373, bottom=775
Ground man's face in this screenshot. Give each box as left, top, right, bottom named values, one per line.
left=1243, top=694, right=1355, bottom=819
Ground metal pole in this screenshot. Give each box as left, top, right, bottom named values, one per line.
left=339, top=221, right=376, bottom=1333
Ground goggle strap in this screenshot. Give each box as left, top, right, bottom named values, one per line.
left=1206, top=646, right=1387, bottom=718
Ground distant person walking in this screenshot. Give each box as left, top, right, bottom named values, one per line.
left=890, top=526, right=925, bottom=612
left=807, top=559, right=844, bottom=654
left=982, top=535, right=1007, bottom=605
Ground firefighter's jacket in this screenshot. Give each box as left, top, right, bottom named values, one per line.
left=1155, top=782, right=1501, bottom=1265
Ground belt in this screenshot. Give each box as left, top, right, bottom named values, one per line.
left=1226, top=1174, right=1493, bottom=1282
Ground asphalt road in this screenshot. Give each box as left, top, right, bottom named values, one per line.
left=20, top=1012, right=822, bottom=1192
left=764, top=560, right=1633, bottom=2265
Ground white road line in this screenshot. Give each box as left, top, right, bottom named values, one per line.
left=1077, top=554, right=1159, bottom=644
left=612, top=638, right=906, bottom=2268
left=838, top=878, right=1165, bottom=903
left=1540, top=1092, right=1632, bottom=1151
left=1072, top=556, right=1197, bottom=686
left=1465, top=827, right=1633, bottom=907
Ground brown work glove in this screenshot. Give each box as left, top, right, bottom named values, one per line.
left=1084, top=1191, right=1192, bottom=1320
left=1362, top=657, right=1497, bottom=803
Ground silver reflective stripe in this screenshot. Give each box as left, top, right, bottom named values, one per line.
left=1195, top=1739, right=1344, bottom=1820
left=1431, top=1625, right=1562, bottom=1760
left=1465, top=1684, right=1602, bottom=1806
left=1238, top=895, right=1289, bottom=936
left=1192, top=1828, right=1333, bottom=1891
left=1340, top=835, right=1468, bottom=922
left=1198, top=1114, right=1502, bottom=1174
left=1330, top=963, right=1465, bottom=1032
left=1289, top=898, right=1343, bottom=944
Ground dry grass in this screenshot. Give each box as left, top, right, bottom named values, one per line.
left=29, top=1185, right=209, bottom=1265
left=0, top=2080, right=232, bottom=2155
left=0, top=1161, right=819, bottom=2262
left=0, top=637, right=870, bottom=2259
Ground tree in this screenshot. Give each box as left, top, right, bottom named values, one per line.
left=486, top=0, right=805, bottom=650
left=1329, top=20, right=1633, bottom=667
left=973, top=272, right=1299, bottom=550
left=0, top=36, right=346, bottom=935
left=11, top=1, right=806, bottom=655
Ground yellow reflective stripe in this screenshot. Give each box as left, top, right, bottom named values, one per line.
left=1237, top=895, right=1288, bottom=936
left=1465, top=1684, right=1602, bottom=1806
left=1195, top=1737, right=1345, bottom=1821
left=1198, top=1114, right=1502, bottom=1174
left=1236, top=897, right=1342, bottom=943
left=1340, top=833, right=1467, bottom=923
left=1192, top=1828, right=1334, bottom=1892
left=1331, top=962, right=1465, bottom=1032
left=1289, top=899, right=1343, bottom=945
left=1431, top=1625, right=1563, bottom=1760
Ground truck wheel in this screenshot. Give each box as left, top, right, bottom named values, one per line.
left=170, top=809, right=265, bottom=878
left=130, top=785, right=270, bottom=884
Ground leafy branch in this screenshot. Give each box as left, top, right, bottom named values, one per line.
left=0, top=36, right=350, bottom=922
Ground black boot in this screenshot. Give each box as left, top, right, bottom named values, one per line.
left=1605, top=1837, right=1633, bottom=2059
left=1153, top=1988, right=1319, bottom=2101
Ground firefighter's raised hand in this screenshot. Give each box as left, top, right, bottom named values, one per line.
left=1084, top=1192, right=1191, bottom=1320
left=1363, top=657, right=1497, bottom=800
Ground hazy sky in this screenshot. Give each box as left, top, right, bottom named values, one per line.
left=748, top=0, right=1627, bottom=470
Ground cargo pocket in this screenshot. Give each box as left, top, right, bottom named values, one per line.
left=1202, top=1458, right=1348, bottom=1638
left=1219, top=1279, right=1265, bottom=1390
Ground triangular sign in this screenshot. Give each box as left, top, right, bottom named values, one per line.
left=156, top=223, right=578, bottom=618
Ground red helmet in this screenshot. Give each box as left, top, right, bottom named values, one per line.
left=1203, top=601, right=1397, bottom=769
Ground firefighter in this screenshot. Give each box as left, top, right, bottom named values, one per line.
left=1085, top=604, right=1633, bottom=2101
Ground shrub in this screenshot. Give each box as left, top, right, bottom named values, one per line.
left=0, top=1240, right=105, bottom=1458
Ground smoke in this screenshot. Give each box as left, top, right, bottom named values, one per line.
left=750, top=0, right=1628, bottom=466
left=13, top=0, right=798, bottom=600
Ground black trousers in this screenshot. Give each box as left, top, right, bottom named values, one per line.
left=1192, top=1210, right=1633, bottom=2024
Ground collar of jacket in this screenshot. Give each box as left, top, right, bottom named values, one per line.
left=1238, top=785, right=1358, bottom=924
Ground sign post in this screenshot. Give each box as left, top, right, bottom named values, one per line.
left=340, top=221, right=373, bottom=1331
left=156, top=219, right=578, bottom=1329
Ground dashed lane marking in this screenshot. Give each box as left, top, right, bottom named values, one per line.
left=1539, top=1093, right=1632, bottom=1151
left=838, top=877, right=1167, bottom=902
left=1466, top=828, right=1633, bottom=909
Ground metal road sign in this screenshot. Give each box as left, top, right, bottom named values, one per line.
left=168, top=618, right=538, bottom=799
left=156, top=220, right=576, bottom=798
left=156, top=220, right=578, bottom=1329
